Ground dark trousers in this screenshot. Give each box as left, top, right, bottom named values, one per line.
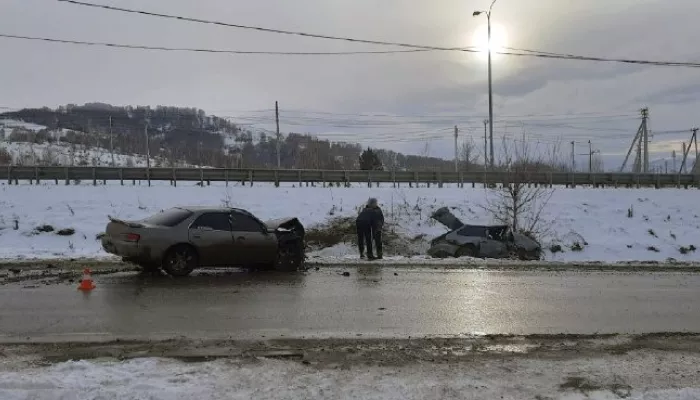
left=372, top=229, right=383, bottom=257
left=356, top=222, right=373, bottom=257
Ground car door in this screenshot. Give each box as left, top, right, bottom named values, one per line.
left=188, top=212, right=235, bottom=266
left=229, top=212, right=278, bottom=266
left=480, top=227, right=508, bottom=257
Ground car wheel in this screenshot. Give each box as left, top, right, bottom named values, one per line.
left=162, top=245, right=198, bottom=277
left=456, top=245, right=478, bottom=258
left=275, top=244, right=303, bottom=272
left=430, top=250, right=451, bottom=259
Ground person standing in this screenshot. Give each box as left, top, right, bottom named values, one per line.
left=356, top=197, right=384, bottom=260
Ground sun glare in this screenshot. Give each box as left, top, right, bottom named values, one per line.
left=471, top=23, right=508, bottom=60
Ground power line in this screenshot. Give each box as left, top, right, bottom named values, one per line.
left=56, top=0, right=700, bottom=68
left=0, top=33, right=443, bottom=55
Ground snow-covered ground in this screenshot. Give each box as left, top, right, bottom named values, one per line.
left=1, top=182, right=700, bottom=263
left=0, top=352, right=698, bottom=399
left=0, top=119, right=47, bottom=133
left=0, top=141, right=168, bottom=167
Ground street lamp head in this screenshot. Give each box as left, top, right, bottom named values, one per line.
left=473, top=11, right=482, bottom=16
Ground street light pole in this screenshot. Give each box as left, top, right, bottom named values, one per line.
left=474, top=0, right=497, bottom=168
left=486, top=12, right=494, bottom=168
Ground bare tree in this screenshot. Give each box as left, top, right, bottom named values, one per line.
left=591, top=154, right=605, bottom=173
left=41, top=146, right=58, bottom=166
left=0, top=147, right=12, bottom=164
left=483, top=137, right=555, bottom=239
left=459, top=137, right=480, bottom=171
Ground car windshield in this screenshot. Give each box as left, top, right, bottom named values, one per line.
left=141, top=208, right=193, bottom=227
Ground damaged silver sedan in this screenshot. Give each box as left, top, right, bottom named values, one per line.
left=427, top=207, right=542, bottom=261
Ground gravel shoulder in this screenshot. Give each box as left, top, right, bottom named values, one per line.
left=2, top=335, right=699, bottom=399
left=2, top=333, right=699, bottom=366
left=3, top=256, right=700, bottom=275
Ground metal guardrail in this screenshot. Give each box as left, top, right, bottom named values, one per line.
left=1, top=165, right=699, bottom=188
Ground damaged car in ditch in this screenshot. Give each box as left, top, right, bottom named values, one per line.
left=427, top=207, right=541, bottom=261
left=100, top=206, right=305, bottom=276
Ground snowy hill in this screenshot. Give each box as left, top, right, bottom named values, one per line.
left=0, top=140, right=165, bottom=167
left=0, top=119, right=197, bottom=167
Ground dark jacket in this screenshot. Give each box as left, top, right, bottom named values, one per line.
left=356, top=206, right=384, bottom=229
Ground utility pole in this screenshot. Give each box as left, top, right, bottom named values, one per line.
left=109, top=116, right=115, bottom=167
left=145, top=120, right=151, bottom=187
left=679, top=128, right=698, bottom=174
left=641, top=108, right=649, bottom=173
left=473, top=2, right=498, bottom=169
left=672, top=150, right=677, bottom=173
left=144, top=123, right=150, bottom=167
left=197, top=115, right=203, bottom=168
left=454, top=125, right=459, bottom=172
left=483, top=119, right=488, bottom=170
left=578, top=140, right=601, bottom=173
left=275, top=101, right=281, bottom=169
left=694, top=128, right=699, bottom=174
left=682, top=143, right=687, bottom=173
left=620, top=110, right=648, bottom=172
left=570, top=141, right=576, bottom=172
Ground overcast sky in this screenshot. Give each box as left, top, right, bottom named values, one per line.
left=2, top=0, right=700, bottom=170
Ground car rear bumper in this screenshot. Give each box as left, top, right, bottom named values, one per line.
left=101, top=236, right=157, bottom=265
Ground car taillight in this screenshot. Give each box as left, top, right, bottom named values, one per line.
left=123, top=233, right=140, bottom=242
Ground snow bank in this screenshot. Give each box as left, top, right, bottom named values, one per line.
left=1, top=182, right=700, bottom=263
left=0, top=354, right=698, bottom=400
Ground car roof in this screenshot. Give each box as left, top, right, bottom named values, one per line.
left=175, top=206, right=252, bottom=214
left=459, top=224, right=509, bottom=229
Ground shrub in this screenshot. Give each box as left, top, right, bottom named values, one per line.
left=549, top=244, right=563, bottom=254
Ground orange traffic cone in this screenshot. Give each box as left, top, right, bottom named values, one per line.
left=77, top=268, right=96, bottom=291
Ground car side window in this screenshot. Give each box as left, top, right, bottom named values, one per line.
left=230, top=213, right=264, bottom=233
left=191, top=213, right=231, bottom=232
left=457, top=226, right=487, bottom=238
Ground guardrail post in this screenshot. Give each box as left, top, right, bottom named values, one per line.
left=147, top=167, right=151, bottom=187
left=344, top=170, right=349, bottom=188
left=92, top=167, right=97, bottom=186
left=119, top=168, right=124, bottom=186
left=367, top=171, right=372, bottom=188
left=391, top=170, right=396, bottom=188
left=571, top=172, right=575, bottom=189
left=6, top=165, right=11, bottom=185
left=321, top=171, right=325, bottom=187
left=199, top=169, right=204, bottom=187
left=35, top=167, right=40, bottom=185
left=438, top=171, right=443, bottom=188
left=459, top=172, right=464, bottom=188
left=64, top=167, right=70, bottom=185
left=248, top=169, right=253, bottom=187
left=298, top=170, right=302, bottom=187
left=223, top=169, right=228, bottom=187
left=173, top=168, right=178, bottom=187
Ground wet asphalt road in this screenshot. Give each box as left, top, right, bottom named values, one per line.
left=1, top=267, right=699, bottom=341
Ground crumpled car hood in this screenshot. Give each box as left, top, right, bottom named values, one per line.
left=264, top=217, right=305, bottom=237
